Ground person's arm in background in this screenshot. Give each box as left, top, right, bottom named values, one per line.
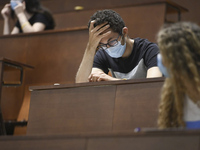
left=147, top=66, right=162, bottom=78
left=1, top=4, right=11, bottom=35
left=75, top=21, right=111, bottom=83
left=13, top=2, right=45, bottom=34
left=145, top=43, right=162, bottom=78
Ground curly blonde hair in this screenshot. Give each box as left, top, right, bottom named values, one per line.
left=157, top=22, right=200, bottom=128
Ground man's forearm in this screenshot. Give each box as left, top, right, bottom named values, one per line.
left=76, top=20, right=111, bottom=83
left=75, top=44, right=96, bottom=83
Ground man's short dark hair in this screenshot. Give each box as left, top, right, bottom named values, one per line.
left=88, top=9, right=125, bottom=35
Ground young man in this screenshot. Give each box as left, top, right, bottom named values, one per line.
left=76, top=9, right=162, bottom=83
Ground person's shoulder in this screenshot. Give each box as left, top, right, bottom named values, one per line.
left=135, top=37, right=158, bottom=49
left=33, top=13, right=46, bottom=18
left=134, top=37, right=155, bottom=45
left=133, top=38, right=159, bottom=55
left=96, top=49, right=106, bottom=56
left=95, top=49, right=111, bottom=61
left=31, top=13, right=50, bottom=21
left=31, top=13, right=49, bottom=24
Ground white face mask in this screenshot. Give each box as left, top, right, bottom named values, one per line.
left=105, top=38, right=126, bottom=58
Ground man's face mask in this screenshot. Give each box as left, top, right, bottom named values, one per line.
left=105, top=36, right=126, bottom=58
left=157, top=53, right=169, bottom=77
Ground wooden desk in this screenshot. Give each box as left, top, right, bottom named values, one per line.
left=27, top=78, right=164, bottom=135
left=0, top=26, right=88, bottom=85
left=0, top=58, right=33, bottom=135
left=0, top=27, right=88, bottom=135
left=40, top=0, right=188, bottom=16
left=0, top=130, right=199, bottom=150
left=0, top=1, right=188, bottom=37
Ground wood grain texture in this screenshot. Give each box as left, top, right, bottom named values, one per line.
left=27, top=85, right=116, bottom=134
left=0, top=130, right=200, bottom=150
left=27, top=78, right=164, bottom=135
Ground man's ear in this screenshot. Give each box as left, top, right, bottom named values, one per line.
left=122, top=27, right=128, bottom=37
left=121, top=27, right=128, bottom=44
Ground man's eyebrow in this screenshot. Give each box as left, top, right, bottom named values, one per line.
left=108, top=37, right=115, bottom=42
left=99, top=37, right=116, bottom=45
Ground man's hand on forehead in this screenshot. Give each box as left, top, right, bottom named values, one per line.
left=97, top=23, right=110, bottom=32
left=94, top=19, right=109, bottom=29
left=92, top=21, right=110, bottom=33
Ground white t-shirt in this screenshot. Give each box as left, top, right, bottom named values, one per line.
left=183, top=95, right=200, bottom=129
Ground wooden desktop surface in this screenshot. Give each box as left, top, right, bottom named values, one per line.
left=0, top=129, right=199, bottom=150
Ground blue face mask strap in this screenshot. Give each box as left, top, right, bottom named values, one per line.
left=157, top=54, right=170, bottom=77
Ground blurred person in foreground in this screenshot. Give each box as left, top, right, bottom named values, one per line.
left=157, top=22, right=200, bottom=129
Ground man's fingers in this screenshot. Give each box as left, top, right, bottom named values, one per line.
left=99, top=30, right=111, bottom=39
left=88, top=73, right=102, bottom=82
left=97, top=77, right=103, bottom=82
left=91, top=22, right=109, bottom=33
left=89, top=20, right=96, bottom=31
left=88, top=74, right=97, bottom=82
left=95, top=24, right=110, bottom=35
